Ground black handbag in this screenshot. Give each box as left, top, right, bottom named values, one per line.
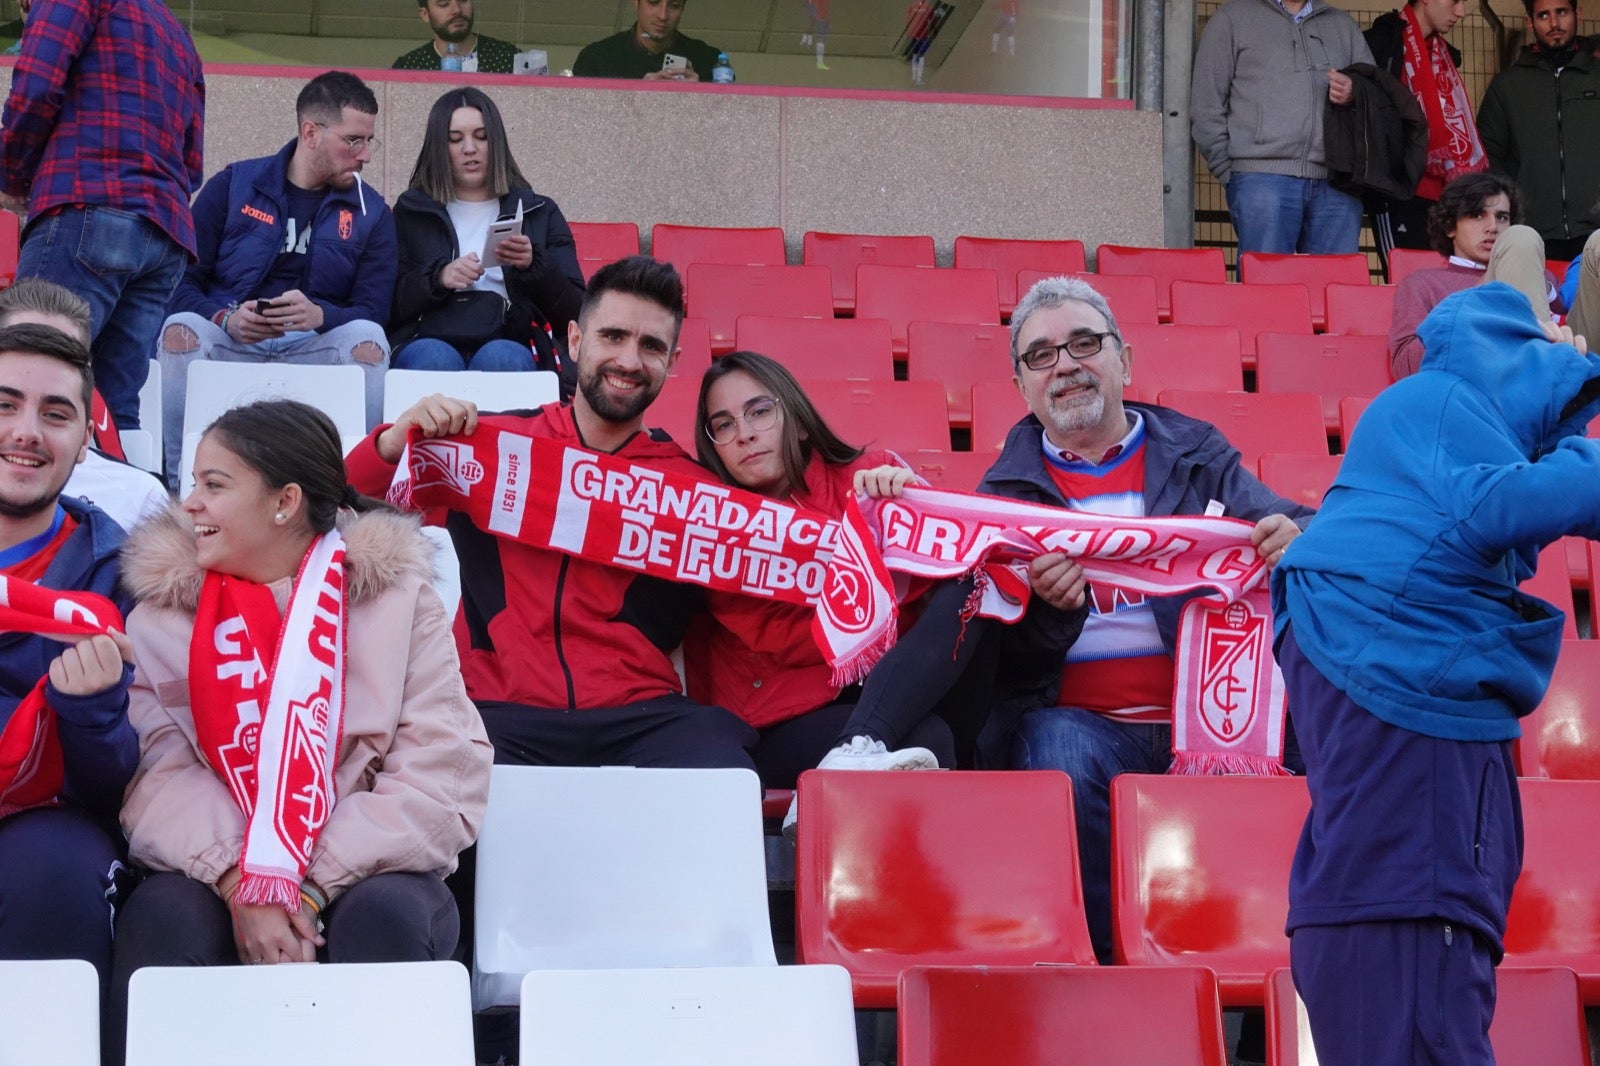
left=413, top=289, right=509, bottom=349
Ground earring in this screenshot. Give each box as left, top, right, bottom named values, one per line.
left=274, top=513, right=286, bottom=523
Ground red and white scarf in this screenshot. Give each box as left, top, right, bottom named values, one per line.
left=190, top=533, right=347, bottom=911
left=1401, top=4, right=1486, bottom=200
left=396, top=423, right=1289, bottom=772
left=0, top=578, right=124, bottom=818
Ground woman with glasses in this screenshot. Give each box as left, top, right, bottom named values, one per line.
left=389, top=87, right=585, bottom=385
left=688, top=351, right=1003, bottom=833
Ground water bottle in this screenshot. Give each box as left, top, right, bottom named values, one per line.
left=711, top=52, right=735, bottom=84
left=441, top=42, right=463, bottom=72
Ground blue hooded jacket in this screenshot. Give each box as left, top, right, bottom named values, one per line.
left=1273, top=282, right=1600, bottom=741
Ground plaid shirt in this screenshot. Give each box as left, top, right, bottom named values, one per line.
left=0, top=0, right=204, bottom=255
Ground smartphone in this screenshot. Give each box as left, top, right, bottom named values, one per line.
left=254, top=299, right=278, bottom=315
left=661, top=53, right=689, bottom=74
left=481, top=218, right=521, bottom=265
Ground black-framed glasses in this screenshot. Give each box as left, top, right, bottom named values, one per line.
left=706, top=397, right=781, bottom=445
left=1015, top=331, right=1119, bottom=372
left=315, top=123, right=379, bottom=152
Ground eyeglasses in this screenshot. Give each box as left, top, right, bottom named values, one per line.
left=315, top=123, right=379, bottom=152
left=1014, top=331, right=1119, bottom=372
left=705, top=397, right=781, bottom=445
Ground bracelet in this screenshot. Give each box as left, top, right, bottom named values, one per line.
left=218, top=309, right=236, bottom=338
left=299, top=880, right=329, bottom=915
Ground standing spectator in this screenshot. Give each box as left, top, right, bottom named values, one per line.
left=1478, top=0, right=1600, bottom=262
left=1367, top=1, right=1488, bottom=269
left=390, top=88, right=585, bottom=380
left=0, top=0, right=204, bottom=433
left=392, top=0, right=519, bottom=74
left=1192, top=0, right=1373, bottom=255
left=572, top=0, right=723, bottom=82
left=156, top=71, right=396, bottom=486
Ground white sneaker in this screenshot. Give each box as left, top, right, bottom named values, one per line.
left=782, top=736, right=941, bottom=840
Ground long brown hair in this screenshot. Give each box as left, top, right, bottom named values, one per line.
left=408, top=86, right=531, bottom=205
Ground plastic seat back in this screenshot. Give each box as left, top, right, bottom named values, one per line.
left=1156, top=389, right=1328, bottom=469
left=905, top=320, right=1013, bottom=426
left=1386, top=247, right=1445, bottom=286
left=953, top=236, right=1087, bottom=317
left=796, top=378, right=951, bottom=452
left=734, top=315, right=895, bottom=380
left=905, top=449, right=996, bottom=493
left=1323, top=283, right=1397, bottom=336
left=1169, top=281, right=1314, bottom=366
left=568, top=221, right=640, bottom=280
left=795, top=770, right=1097, bottom=1008
left=1337, top=396, right=1371, bottom=450
left=1121, top=322, right=1245, bottom=402
left=0, top=209, right=18, bottom=287
left=1111, top=775, right=1310, bottom=1005
left=0, top=959, right=98, bottom=1066
left=1521, top=542, right=1579, bottom=639
left=970, top=380, right=1029, bottom=454
left=1239, top=252, right=1370, bottom=330
left=1257, top=453, right=1342, bottom=511
left=855, top=264, right=1001, bottom=358
left=1019, top=269, right=1162, bottom=326
left=684, top=263, right=833, bottom=354
left=520, top=965, right=858, bottom=1065
left=473, top=766, right=775, bottom=1010
left=802, top=230, right=935, bottom=314
left=1255, top=332, right=1391, bottom=433
left=1096, top=244, right=1227, bottom=320
left=126, top=961, right=473, bottom=1066
left=1499, top=780, right=1600, bottom=1001
left=382, top=368, right=559, bottom=422
left=1519, top=639, right=1600, bottom=779
left=899, top=964, right=1228, bottom=1066
left=650, top=223, right=786, bottom=272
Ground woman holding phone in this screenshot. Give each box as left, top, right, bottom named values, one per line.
left=389, top=87, right=585, bottom=381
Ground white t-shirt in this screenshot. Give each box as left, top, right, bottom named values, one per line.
left=446, top=198, right=509, bottom=302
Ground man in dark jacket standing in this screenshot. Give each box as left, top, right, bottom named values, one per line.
left=1478, top=0, right=1600, bottom=262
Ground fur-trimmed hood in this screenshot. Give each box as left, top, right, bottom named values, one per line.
left=121, top=505, right=436, bottom=613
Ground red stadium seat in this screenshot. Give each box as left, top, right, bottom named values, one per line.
left=1121, top=323, right=1245, bottom=402
left=647, top=372, right=701, bottom=446
left=1518, top=640, right=1600, bottom=780
left=672, top=317, right=713, bottom=381
left=970, top=380, right=1028, bottom=454
left=1111, top=775, right=1309, bottom=1006
left=734, top=315, right=895, bottom=381
left=953, top=236, right=1087, bottom=318
left=802, top=231, right=936, bottom=315
left=1337, top=396, right=1371, bottom=451
left=1522, top=542, right=1579, bottom=640
left=1568, top=535, right=1590, bottom=593
left=795, top=770, right=1097, bottom=1008
left=1096, top=244, right=1228, bottom=322
left=1156, top=390, right=1328, bottom=469
left=568, top=221, right=640, bottom=281
left=796, top=378, right=951, bottom=453
left=1169, top=281, right=1314, bottom=368
left=0, top=209, right=19, bottom=288
left=684, top=263, right=833, bottom=354
left=1239, top=252, right=1371, bottom=331
left=855, top=265, right=1002, bottom=359
left=1255, top=332, right=1391, bottom=434
left=1257, top=453, right=1341, bottom=511
left=1323, top=283, right=1397, bottom=337
left=1386, top=247, right=1445, bottom=286
left=899, top=965, right=1228, bottom=1066
left=1265, top=965, right=1590, bottom=1066
left=1016, top=270, right=1162, bottom=327
left=1502, top=779, right=1600, bottom=1002
left=651, top=223, right=786, bottom=272
left=905, top=320, right=1012, bottom=426
left=905, top=450, right=994, bottom=493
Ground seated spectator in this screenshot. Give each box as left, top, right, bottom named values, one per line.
left=156, top=71, right=396, bottom=485
left=392, top=0, right=518, bottom=73
left=573, top=0, right=723, bottom=82
left=390, top=87, right=585, bottom=383
left=110, top=399, right=491, bottom=1061
left=0, top=278, right=170, bottom=530
left=0, top=323, right=136, bottom=1009
left=991, top=276, right=1312, bottom=965
left=1389, top=171, right=1557, bottom=378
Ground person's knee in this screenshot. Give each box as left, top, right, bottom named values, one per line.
left=351, top=339, right=386, bottom=365
left=1584, top=229, right=1600, bottom=268
left=160, top=322, right=199, bottom=355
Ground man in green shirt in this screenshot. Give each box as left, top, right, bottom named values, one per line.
left=392, top=0, right=518, bottom=74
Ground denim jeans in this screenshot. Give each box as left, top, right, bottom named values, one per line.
left=1224, top=172, right=1363, bottom=256
left=16, top=205, right=189, bottom=429
left=392, top=336, right=536, bottom=373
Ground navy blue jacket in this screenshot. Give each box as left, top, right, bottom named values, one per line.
left=1275, top=282, right=1600, bottom=741
left=0, top=497, right=135, bottom=820
left=169, top=140, right=397, bottom=331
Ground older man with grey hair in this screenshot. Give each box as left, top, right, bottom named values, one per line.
left=976, top=274, right=1315, bottom=965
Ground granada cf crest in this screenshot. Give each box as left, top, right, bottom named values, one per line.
left=413, top=440, right=485, bottom=493
left=338, top=209, right=353, bottom=240
left=1197, top=600, right=1263, bottom=744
